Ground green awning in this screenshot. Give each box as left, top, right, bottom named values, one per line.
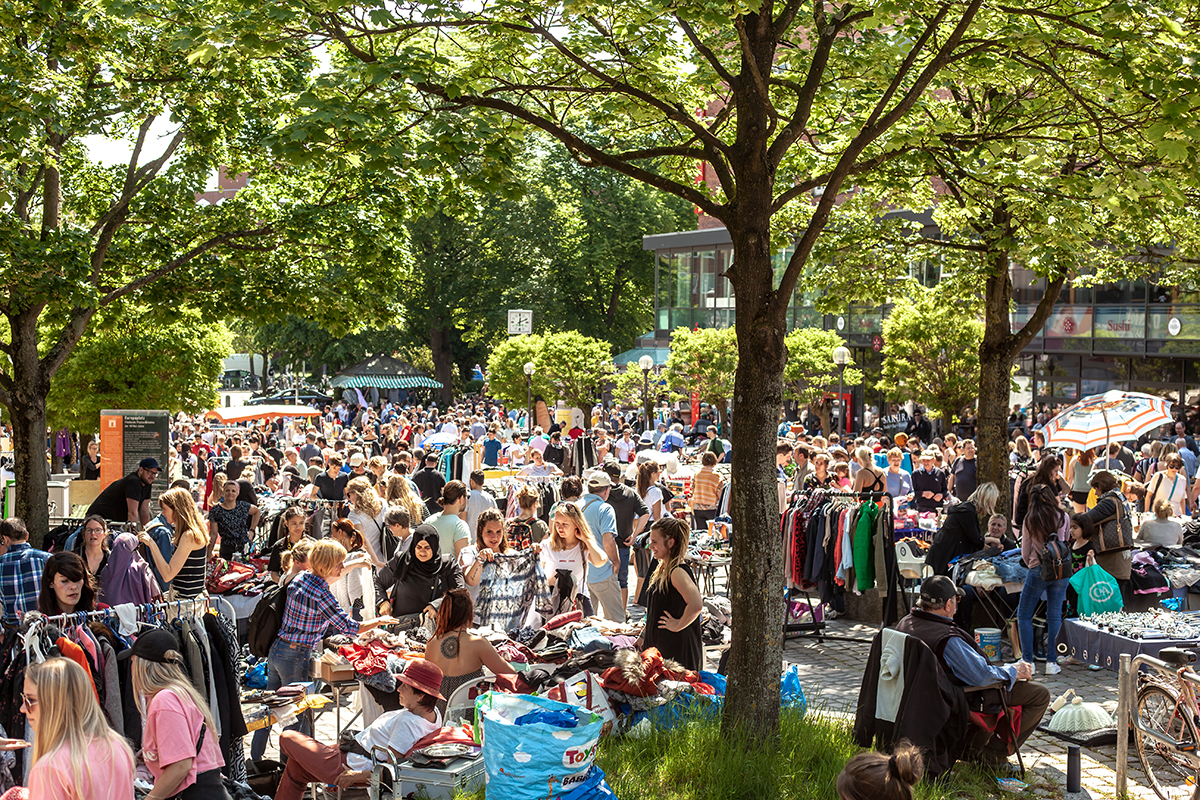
left=330, top=354, right=442, bottom=391
left=331, top=374, right=442, bottom=389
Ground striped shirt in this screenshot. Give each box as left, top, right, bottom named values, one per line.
left=279, top=571, right=359, bottom=650
left=691, top=468, right=724, bottom=510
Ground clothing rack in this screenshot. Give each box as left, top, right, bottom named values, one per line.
left=784, top=488, right=898, bottom=644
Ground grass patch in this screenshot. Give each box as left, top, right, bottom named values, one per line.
left=456, top=705, right=1040, bottom=799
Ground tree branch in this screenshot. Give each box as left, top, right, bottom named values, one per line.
left=771, top=0, right=985, bottom=316
left=766, top=3, right=840, bottom=168
left=674, top=13, right=738, bottom=89
left=410, top=80, right=723, bottom=216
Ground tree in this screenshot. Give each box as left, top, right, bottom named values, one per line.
left=782, top=329, right=862, bottom=436
left=0, top=0, right=410, bottom=539
left=47, top=307, right=232, bottom=433
left=538, top=331, right=614, bottom=413
left=877, top=291, right=982, bottom=431
left=662, top=327, right=737, bottom=431
left=486, top=335, right=555, bottom=411
left=808, top=8, right=1200, bottom=514
left=230, top=0, right=1198, bottom=735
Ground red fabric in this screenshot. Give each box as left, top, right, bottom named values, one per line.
left=544, top=609, right=583, bottom=630
left=337, top=640, right=394, bottom=676
left=55, top=638, right=98, bottom=700
left=207, top=560, right=257, bottom=593
left=600, top=648, right=702, bottom=697
left=405, top=723, right=478, bottom=758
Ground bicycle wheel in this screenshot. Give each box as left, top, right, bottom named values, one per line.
left=1136, top=684, right=1200, bottom=800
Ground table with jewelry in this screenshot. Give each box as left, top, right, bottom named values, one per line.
left=1059, top=610, right=1200, bottom=672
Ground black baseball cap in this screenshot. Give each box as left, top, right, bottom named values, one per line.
left=920, top=575, right=964, bottom=603
left=139, top=457, right=162, bottom=471
left=117, top=629, right=183, bottom=665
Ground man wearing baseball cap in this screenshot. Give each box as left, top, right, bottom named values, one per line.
left=86, top=456, right=160, bottom=529
left=894, top=575, right=1049, bottom=767
left=579, top=470, right=624, bottom=621
left=276, top=658, right=446, bottom=799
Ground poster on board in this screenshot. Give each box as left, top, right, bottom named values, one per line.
left=99, top=410, right=171, bottom=506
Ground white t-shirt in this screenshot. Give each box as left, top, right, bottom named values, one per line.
left=541, top=542, right=590, bottom=598
left=1148, top=472, right=1189, bottom=518
left=642, top=486, right=663, bottom=522
left=613, top=438, right=637, bottom=463
left=459, top=545, right=482, bottom=604
left=346, top=708, right=442, bottom=771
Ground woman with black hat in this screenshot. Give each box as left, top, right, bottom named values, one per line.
left=377, top=523, right=465, bottom=619
left=122, top=629, right=233, bottom=800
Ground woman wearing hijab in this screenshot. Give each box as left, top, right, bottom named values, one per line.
left=377, top=523, right=465, bottom=621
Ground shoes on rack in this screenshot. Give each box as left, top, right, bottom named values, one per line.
left=1045, top=661, right=1062, bottom=676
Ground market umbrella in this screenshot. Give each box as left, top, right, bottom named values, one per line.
left=1041, top=390, right=1174, bottom=451
left=420, top=430, right=458, bottom=448
left=205, top=404, right=321, bottom=423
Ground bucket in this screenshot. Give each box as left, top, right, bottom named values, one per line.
left=975, top=627, right=1002, bottom=663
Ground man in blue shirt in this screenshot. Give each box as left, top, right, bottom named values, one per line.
left=578, top=472, right=624, bottom=622
left=894, top=576, right=1049, bottom=766
left=481, top=429, right=503, bottom=468
left=0, top=518, right=50, bottom=627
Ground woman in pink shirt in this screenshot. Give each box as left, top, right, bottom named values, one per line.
left=23, top=657, right=136, bottom=799
left=125, top=629, right=232, bottom=800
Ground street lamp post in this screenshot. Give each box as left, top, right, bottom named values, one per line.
left=832, top=345, right=850, bottom=436
left=523, top=361, right=535, bottom=434
left=638, top=354, right=655, bottom=433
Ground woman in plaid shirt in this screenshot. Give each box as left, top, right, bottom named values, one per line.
left=269, top=540, right=394, bottom=738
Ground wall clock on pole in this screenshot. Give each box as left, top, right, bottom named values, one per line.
left=508, top=309, right=533, bottom=335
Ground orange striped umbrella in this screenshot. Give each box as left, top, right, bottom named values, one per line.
left=1041, top=390, right=1174, bottom=451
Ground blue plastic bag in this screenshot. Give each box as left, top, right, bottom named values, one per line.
left=560, top=765, right=621, bottom=800
left=516, top=709, right=579, bottom=729
left=245, top=660, right=267, bottom=689
left=700, top=671, right=726, bottom=695
left=478, top=692, right=604, bottom=800
left=781, top=665, right=807, bottom=716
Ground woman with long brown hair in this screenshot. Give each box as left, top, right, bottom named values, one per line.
left=636, top=517, right=702, bottom=670
left=423, top=588, right=515, bottom=716
left=138, top=487, right=210, bottom=599
left=385, top=473, right=425, bottom=520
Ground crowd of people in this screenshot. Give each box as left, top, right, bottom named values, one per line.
left=0, top=394, right=725, bottom=797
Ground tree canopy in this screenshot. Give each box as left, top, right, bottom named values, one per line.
left=877, top=292, right=982, bottom=429
left=782, top=328, right=862, bottom=435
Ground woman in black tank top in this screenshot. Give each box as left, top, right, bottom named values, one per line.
left=138, top=487, right=211, bottom=599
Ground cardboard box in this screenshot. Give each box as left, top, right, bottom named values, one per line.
left=312, top=654, right=355, bottom=683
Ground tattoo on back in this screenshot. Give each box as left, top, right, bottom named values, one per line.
left=440, top=636, right=459, bottom=659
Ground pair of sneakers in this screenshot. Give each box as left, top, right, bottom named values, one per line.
left=1015, top=659, right=1061, bottom=676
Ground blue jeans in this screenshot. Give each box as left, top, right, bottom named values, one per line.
left=1017, top=569, right=1069, bottom=663
left=617, top=546, right=631, bottom=590
left=251, top=637, right=313, bottom=761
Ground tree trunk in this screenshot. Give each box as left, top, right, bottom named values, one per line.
left=261, top=348, right=269, bottom=391
left=723, top=214, right=788, bottom=738
left=430, top=320, right=454, bottom=406
left=977, top=341, right=1014, bottom=516
left=8, top=309, right=50, bottom=546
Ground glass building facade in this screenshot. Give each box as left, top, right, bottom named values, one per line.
left=643, top=227, right=1200, bottom=420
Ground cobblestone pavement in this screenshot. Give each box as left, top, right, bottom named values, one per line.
left=784, top=618, right=1161, bottom=800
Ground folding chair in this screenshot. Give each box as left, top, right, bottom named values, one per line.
left=963, top=682, right=1027, bottom=778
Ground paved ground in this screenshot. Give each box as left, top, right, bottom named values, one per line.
left=783, top=618, right=1157, bottom=800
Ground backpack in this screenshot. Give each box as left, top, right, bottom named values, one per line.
left=1041, top=538, right=1073, bottom=581
left=248, top=575, right=294, bottom=658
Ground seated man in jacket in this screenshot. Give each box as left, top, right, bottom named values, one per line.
left=895, top=576, right=1050, bottom=768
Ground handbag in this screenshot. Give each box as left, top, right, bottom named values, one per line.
left=1092, top=491, right=1134, bottom=553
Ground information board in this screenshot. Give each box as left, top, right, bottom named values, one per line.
left=99, top=410, right=171, bottom=505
